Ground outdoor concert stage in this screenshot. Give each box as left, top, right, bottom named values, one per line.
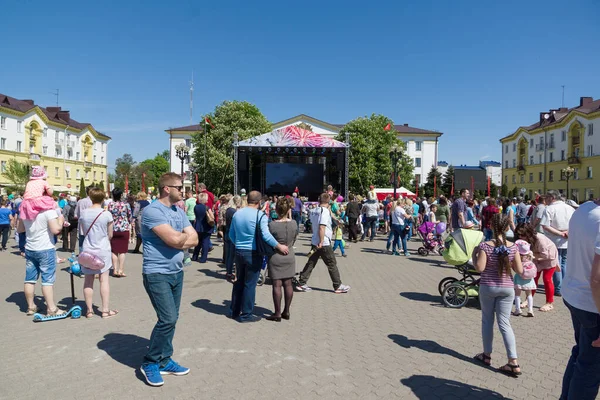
left=233, top=126, right=349, bottom=201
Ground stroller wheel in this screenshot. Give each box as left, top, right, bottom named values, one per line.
left=438, top=277, right=458, bottom=296
left=442, top=283, right=469, bottom=308
left=417, top=247, right=429, bottom=256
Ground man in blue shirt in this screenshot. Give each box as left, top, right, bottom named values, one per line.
left=291, top=192, right=303, bottom=231
left=139, top=173, right=198, bottom=387
left=229, top=190, right=289, bottom=322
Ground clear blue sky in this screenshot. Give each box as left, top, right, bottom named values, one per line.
left=2, top=0, right=599, bottom=172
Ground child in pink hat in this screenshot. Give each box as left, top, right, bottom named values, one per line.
left=19, top=166, right=58, bottom=220
left=513, top=239, right=537, bottom=317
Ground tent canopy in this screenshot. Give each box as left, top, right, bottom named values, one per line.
left=238, top=125, right=346, bottom=148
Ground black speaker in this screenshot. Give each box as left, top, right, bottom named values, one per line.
left=239, top=151, right=248, bottom=171
left=336, top=154, right=344, bottom=171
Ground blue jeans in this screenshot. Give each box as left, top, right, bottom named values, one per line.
left=24, top=248, right=57, bottom=286
left=387, top=224, right=402, bottom=253
left=224, top=239, right=236, bottom=275
left=554, top=248, right=568, bottom=295
left=406, top=219, right=413, bottom=241
left=142, top=271, right=184, bottom=368
left=192, top=231, right=211, bottom=263
left=561, top=300, right=600, bottom=400
left=483, top=228, right=493, bottom=241
left=361, top=216, right=378, bottom=241
left=78, top=234, right=85, bottom=253
left=292, top=211, right=301, bottom=231
left=18, top=232, right=26, bottom=253
left=230, top=250, right=262, bottom=321
left=332, top=239, right=345, bottom=255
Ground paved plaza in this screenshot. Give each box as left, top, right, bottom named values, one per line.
left=1, top=232, right=573, bottom=400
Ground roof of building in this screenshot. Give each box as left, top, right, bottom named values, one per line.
left=479, top=160, right=501, bottom=167
left=500, top=96, right=600, bottom=141
left=166, top=114, right=443, bottom=136
left=437, top=161, right=449, bottom=167
left=0, top=93, right=110, bottom=139
left=455, top=165, right=486, bottom=171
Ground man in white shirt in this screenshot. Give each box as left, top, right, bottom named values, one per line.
left=560, top=199, right=600, bottom=400
left=386, top=200, right=409, bottom=255
left=532, top=196, right=546, bottom=234
left=18, top=209, right=65, bottom=317
left=541, top=190, right=575, bottom=296
left=296, top=193, right=350, bottom=294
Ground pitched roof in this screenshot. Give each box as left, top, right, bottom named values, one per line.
left=271, top=114, right=341, bottom=132
left=0, top=93, right=110, bottom=139
left=165, top=124, right=206, bottom=133
left=479, top=160, right=501, bottom=167
left=332, top=122, right=441, bottom=135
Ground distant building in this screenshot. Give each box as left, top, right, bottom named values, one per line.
left=0, top=93, right=110, bottom=194
left=437, top=161, right=449, bottom=177
left=499, top=96, right=599, bottom=201
left=479, top=160, right=502, bottom=186
left=165, top=114, right=443, bottom=190
left=454, top=165, right=488, bottom=192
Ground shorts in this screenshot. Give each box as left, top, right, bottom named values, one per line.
left=24, top=248, right=57, bottom=286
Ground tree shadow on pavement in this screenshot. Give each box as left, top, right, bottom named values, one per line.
left=98, top=333, right=149, bottom=383
left=191, top=298, right=272, bottom=317
left=360, top=247, right=387, bottom=254
left=388, top=334, right=494, bottom=371
left=400, top=292, right=441, bottom=303
left=401, top=375, right=510, bottom=399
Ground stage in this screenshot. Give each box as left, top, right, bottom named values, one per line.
left=233, top=126, right=349, bottom=201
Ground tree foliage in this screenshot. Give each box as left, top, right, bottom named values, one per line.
left=422, top=166, right=444, bottom=198
left=2, top=158, right=30, bottom=194
left=441, top=165, right=455, bottom=196
left=191, top=100, right=271, bottom=195
left=79, top=178, right=86, bottom=198
left=335, top=114, right=413, bottom=196
left=501, top=183, right=508, bottom=197
left=112, top=152, right=170, bottom=194
left=139, top=154, right=170, bottom=190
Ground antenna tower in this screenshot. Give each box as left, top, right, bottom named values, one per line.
left=50, top=89, right=59, bottom=106
left=189, top=72, right=194, bottom=125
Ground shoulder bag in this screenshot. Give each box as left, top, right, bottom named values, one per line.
left=78, top=211, right=106, bottom=270
left=255, top=211, right=275, bottom=257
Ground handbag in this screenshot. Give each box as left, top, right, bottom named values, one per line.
left=255, top=211, right=275, bottom=257
left=206, top=208, right=215, bottom=227
left=78, top=211, right=106, bottom=270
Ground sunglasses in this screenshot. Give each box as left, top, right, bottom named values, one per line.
left=167, top=185, right=183, bottom=191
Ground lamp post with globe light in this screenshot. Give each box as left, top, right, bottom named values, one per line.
left=175, top=143, right=190, bottom=181
left=562, top=166, right=575, bottom=200
left=389, top=144, right=401, bottom=199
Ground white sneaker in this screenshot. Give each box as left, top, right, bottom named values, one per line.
left=295, top=284, right=313, bottom=292
left=334, top=284, right=351, bottom=294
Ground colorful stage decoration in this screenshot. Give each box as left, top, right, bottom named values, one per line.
left=238, top=125, right=346, bottom=148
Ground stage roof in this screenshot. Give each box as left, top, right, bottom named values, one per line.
left=238, top=125, right=346, bottom=148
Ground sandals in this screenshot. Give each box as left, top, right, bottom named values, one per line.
left=47, top=308, right=66, bottom=317
left=86, top=311, right=94, bottom=319
left=474, top=353, right=491, bottom=366
left=26, top=306, right=38, bottom=316
left=540, top=303, right=554, bottom=312
left=101, top=309, right=119, bottom=319
left=498, top=363, right=522, bottom=378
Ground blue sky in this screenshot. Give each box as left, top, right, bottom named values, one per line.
left=2, top=0, right=599, bottom=172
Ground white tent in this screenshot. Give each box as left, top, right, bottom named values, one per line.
left=373, top=187, right=416, bottom=199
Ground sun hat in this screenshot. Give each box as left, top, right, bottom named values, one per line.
left=30, top=166, right=47, bottom=180
left=515, top=239, right=533, bottom=257
left=369, top=185, right=375, bottom=190
left=463, top=221, right=475, bottom=229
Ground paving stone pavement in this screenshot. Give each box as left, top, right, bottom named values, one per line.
left=0, top=232, right=574, bottom=400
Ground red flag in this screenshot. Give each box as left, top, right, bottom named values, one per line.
left=434, top=176, right=437, bottom=198
left=384, top=123, right=391, bottom=131
left=415, top=175, right=419, bottom=197
left=195, top=173, right=199, bottom=194
left=125, top=175, right=129, bottom=193
left=204, top=117, right=215, bottom=129
left=451, top=175, right=454, bottom=196
left=142, top=172, right=146, bottom=193
left=487, top=176, right=491, bottom=197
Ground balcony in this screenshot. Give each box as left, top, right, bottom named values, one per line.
left=517, top=164, right=526, bottom=172
left=29, top=153, right=42, bottom=162
left=535, top=143, right=545, bottom=151
left=84, top=161, right=92, bottom=168
left=547, top=141, right=555, bottom=149
left=567, top=155, right=581, bottom=165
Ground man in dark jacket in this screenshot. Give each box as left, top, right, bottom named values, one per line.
left=61, top=196, right=78, bottom=252
left=345, top=194, right=360, bottom=243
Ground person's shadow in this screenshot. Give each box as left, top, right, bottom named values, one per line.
left=5, top=291, right=37, bottom=313
left=388, top=334, right=493, bottom=370
left=401, top=375, right=510, bottom=399
left=399, top=292, right=441, bottom=303
left=197, top=268, right=227, bottom=280
left=97, top=333, right=149, bottom=383
left=191, top=298, right=272, bottom=317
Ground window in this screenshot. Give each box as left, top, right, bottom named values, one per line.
left=505, top=160, right=508, bottom=169
left=529, top=155, right=534, bottom=165
left=101, top=172, right=104, bottom=180
left=43, top=128, right=48, bottom=137
left=415, top=157, right=421, bottom=168
left=512, top=143, right=516, bottom=152
left=67, top=149, right=72, bottom=158
left=588, top=166, right=593, bottom=179
left=65, top=169, right=70, bottom=179
left=415, top=141, right=422, bottom=151
left=549, top=171, right=554, bottom=181
left=512, top=159, right=516, bottom=168
left=529, top=173, right=533, bottom=182
left=76, top=152, right=80, bottom=161
left=85, top=171, right=89, bottom=180
left=17, top=121, right=22, bottom=133
left=530, top=139, right=533, bottom=148
left=549, top=152, right=553, bottom=162
left=575, top=147, right=580, bottom=157
left=100, top=156, right=104, bottom=164
left=0, top=138, right=5, bottom=149
left=539, top=172, right=543, bottom=182
left=512, top=175, right=516, bottom=184
left=43, top=146, right=47, bottom=155
left=539, top=154, right=542, bottom=164
left=561, top=150, right=565, bottom=161
left=16, top=141, right=22, bottom=152
left=0, top=116, right=6, bottom=129
left=76, top=169, right=80, bottom=179
left=587, top=145, right=594, bottom=157
left=102, top=143, right=105, bottom=152
left=185, top=139, right=191, bottom=148
left=93, top=171, right=97, bottom=180
left=55, top=147, right=62, bottom=157
left=574, top=168, right=579, bottom=180
left=550, top=133, right=554, bottom=145
left=562, top=130, right=566, bottom=141
left=505, top=145, right=508, bottom=154
left=520, top=175, right=525, bottom=184
left=589, top=123, right=594, bottom=136
left=0, top=161, right=5, bottom=172
left=93, top=155, right=97, bottom=164
left=55, top=167, right=59, bottom=177
left=504, top=175, right=508, bottom=184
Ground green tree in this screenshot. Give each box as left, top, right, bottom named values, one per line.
left=501, top=183, right=508, bottom=197
left=2, top=158, right=31, bottom=193
left=139, top=153, right=170, bottom=189
left=98, top=180, right=105, bottom=192
left=158, top=150, right=170, bottom=162
left=114, top=153, right=141, bottom=192
left=79, top=178, right=86, bottom=198
left=335, top=114, right=413, bottom=195
left=441, top=165, right=455, bottom=196
left=191, top=100, right=271, bottom=195
left=490, top=183, right=499, bottom=197
left=422, top=166, right=443, bottom=198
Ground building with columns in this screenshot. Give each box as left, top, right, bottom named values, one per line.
left=0, top=93, right=110, bottom=194
left=165, top=114, right=442, bottom=190
left=500, top=96, right=599, bottom=201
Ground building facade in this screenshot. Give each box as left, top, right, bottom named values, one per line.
left=165, top=114, right=442, bottom=189
left=479, top=160, right=502, bottom=187
left=0, top=94, right=110, bottom=194
left=500, top=96, right=599, bottom=201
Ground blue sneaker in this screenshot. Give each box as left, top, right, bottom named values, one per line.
left=140, top=363, right=164, bottom=387
left=159, top=360, right=190, bottom=376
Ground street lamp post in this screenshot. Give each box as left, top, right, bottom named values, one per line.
left=175, top=143, right=190, bottom=181
left=389, top=145, right=401, bottom=199
left=562, top=166, right=574, bottom=200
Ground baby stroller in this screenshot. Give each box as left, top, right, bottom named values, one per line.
left=439, top=229, right=484, bottom=308
left=416, top=222, right=445, bottom=256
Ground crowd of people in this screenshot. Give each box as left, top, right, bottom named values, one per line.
left=4, top=165, right=600, bottom=397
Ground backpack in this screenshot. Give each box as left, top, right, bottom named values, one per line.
left=521, top=261, right=537, bottom=280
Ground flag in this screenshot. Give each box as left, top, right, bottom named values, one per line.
left=451, top=175, right=454, bottom=196
left=415, top=175, right=419, bottom=197
left=487, top=176, right=491, bottom=197
left=142, top=172, right=146, bottom=193
left=384, top=123, right=391, bottom=131
left=204, top=116, right=215, bottom=130
left=195, top=173, right=199, bottom=194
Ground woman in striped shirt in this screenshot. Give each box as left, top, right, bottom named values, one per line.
left=472, top=213, right=524, bottom=377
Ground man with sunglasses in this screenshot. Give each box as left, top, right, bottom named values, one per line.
left=139, top=173, right=198, bottom=387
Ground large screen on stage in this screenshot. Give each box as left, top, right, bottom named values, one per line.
left=266, top=163, right=323, bottom=194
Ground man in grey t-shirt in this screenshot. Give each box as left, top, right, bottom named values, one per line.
left=139, top=173, right=198, bottom=387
